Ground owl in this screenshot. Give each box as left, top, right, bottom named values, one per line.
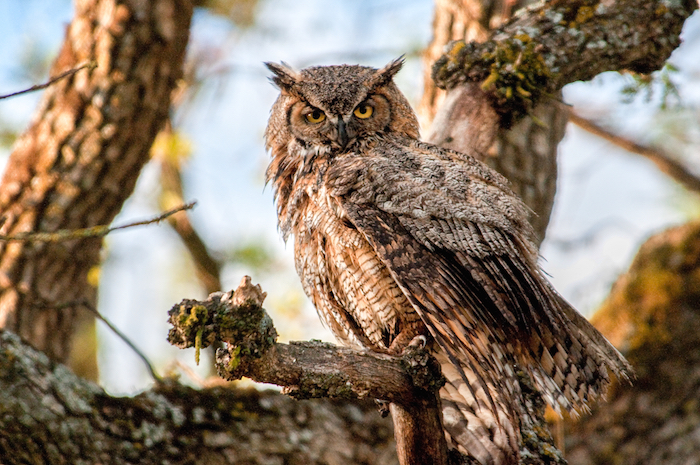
left=264, top=58, right=632, bottom=465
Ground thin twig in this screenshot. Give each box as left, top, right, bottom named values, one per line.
left=80, top=300, right=163, bottom=383
left=0, top=202, right=196, bottom=242
left=569, top=111, right=700, bottom=194
left=0, top=61, right=98, bottom=100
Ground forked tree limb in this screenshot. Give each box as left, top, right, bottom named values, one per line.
left=423, top=0, right=696, bottom=243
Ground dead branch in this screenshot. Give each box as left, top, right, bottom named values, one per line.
left=166, top=276, right=445, bottom=404
left=166, top=276, right=450, bottom=465
left=79, top=300, right=162, bottom=383
left=0, top=328, right=398, bottom=464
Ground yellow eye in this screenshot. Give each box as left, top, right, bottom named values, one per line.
left=353, top=103, right=373, bottom=119
left=305, top=108, right=326, bottom=124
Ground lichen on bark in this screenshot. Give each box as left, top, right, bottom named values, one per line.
left=431, top=0, right=696, bottom=125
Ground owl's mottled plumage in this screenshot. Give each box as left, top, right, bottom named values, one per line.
left=264, top=59, right=632, bottom=465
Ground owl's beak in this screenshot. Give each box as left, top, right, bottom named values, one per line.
left=337, top=119, right=349, bottom=149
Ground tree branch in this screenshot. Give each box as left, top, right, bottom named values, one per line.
left=79, top=300, right=162, bottom=383
left=166, top=276, right=564, bottom=465
left=0, top=202, right=195, bottom=242
left=0, top=329, right=399, bottom=465
left=0, top=61, right=97, bottom=100
left=167, top=277, right=445, bottom=403
left=432, top=0, right=697, bottom=124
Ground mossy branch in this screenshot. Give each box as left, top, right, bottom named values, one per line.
left=167, top=276, right=451, bottom=465
left=167, top=276, right=445, bottom=405
left=431, top=0, right=696, bottom=125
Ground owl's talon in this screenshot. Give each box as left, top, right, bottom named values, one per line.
left=375, top=399, right=391, bottom=418
left=408, top=335, right=427, bottom=350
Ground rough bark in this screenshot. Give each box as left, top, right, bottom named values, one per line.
left=166, top=277, right=564, bottom=465
left=0, top=329, right=399, bottom=465
left=0, top=0, right=192, bottom=364
left=419, top=0, right=524, bottom=123
left=425, top=0, right=695, bottom=240
left=432, top=0, right=696, bottom=121
left=167, top=277, right=452, bottom=465
left=564, top=220, right=700, bottom=465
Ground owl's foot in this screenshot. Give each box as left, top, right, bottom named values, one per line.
left=375, top=399, right=391, bottom=418
left=387, top=327, right=430, bottom=355
left=407, top=334, right=427, bottom=349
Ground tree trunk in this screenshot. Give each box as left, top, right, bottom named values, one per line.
left=564, top=220, right=700, bottom=464
left=0, top=0, right=191, bottom=366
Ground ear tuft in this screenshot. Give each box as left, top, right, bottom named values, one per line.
left=367, top=56, right=405, bottom=89
left=265, top=62, right=300, bottom=91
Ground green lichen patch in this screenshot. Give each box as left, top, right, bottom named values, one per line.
left=227, top=345, right=242, bottom=371
left=433, top=35, right=554, bottom=126
left=516, top=370, right=567, bottom=464
left=215, top=298, right=278, bottom=357
left=479, top=34, right=553, bottom=125
left=166, top=299, right=215, bottom=349
left=167, top=291, right=278, bottom=357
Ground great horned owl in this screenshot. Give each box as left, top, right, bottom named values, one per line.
left=264, top=58, right=632, bottom=465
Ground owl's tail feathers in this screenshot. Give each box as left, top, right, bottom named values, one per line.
left=523, top=290, right=634, bottom=414
left=436, top=352, right=520, bottom=465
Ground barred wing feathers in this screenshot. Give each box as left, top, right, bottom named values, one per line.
left=327, top=136, right=632, bottom=414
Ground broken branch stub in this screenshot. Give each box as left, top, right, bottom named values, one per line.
left=167, top=276, right=276, bottom=366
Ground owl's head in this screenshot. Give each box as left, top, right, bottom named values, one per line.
left=264, top=58, right=419, bottom=152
